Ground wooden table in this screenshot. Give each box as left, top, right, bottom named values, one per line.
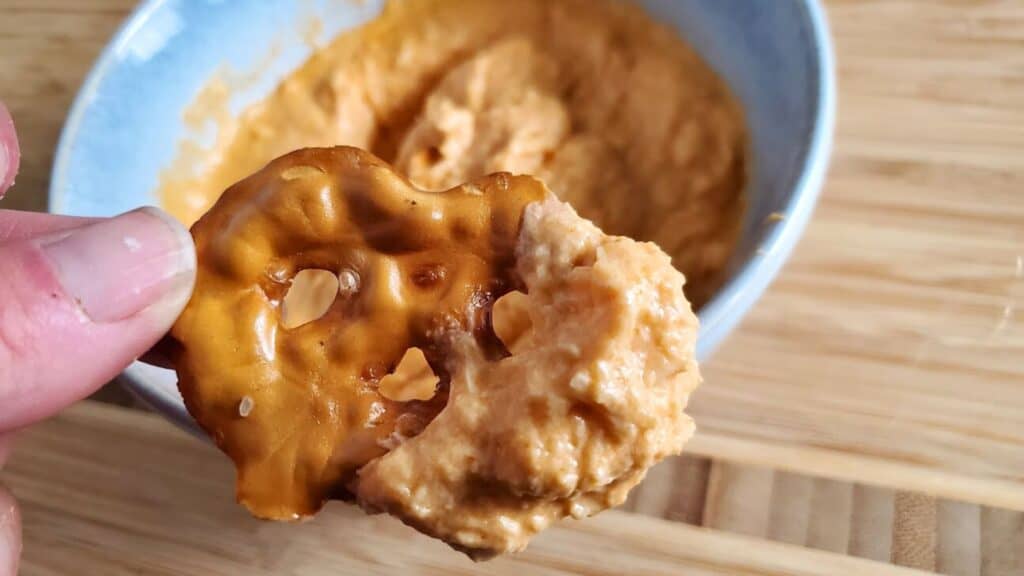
left=5, top=403, right=934, bottom=576
left=1, top=0, right=1022, bottom=574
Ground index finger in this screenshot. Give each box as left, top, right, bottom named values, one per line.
left=0, top=101, right=19, bottom=198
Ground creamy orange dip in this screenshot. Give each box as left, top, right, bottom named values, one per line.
left=160, top=0, right=747, bottom=307
left=358, top=193, right=701, bottom=558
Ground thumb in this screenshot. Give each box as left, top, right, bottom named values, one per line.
left=0, top=483, right=18, bottom=576
left=0, top=207, right=195, bottom=431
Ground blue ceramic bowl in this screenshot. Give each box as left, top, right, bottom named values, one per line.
left=51, top=0, right=835, bottom=432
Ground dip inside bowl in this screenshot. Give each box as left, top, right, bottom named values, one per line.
left=51, top=0, right=834, bottom=430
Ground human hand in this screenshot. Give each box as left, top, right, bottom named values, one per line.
left=0, top=101, right=196, bottom=575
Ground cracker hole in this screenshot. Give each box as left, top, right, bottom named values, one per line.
left=281, top=269, right=339, bottom=329
left=492, top=291, right=532, bottom=354
left=379, top=348, right=439, bottom=402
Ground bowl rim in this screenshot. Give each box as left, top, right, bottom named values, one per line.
left=695, top=0, right=837, bottom=357
left=49, top=0, right=169, bottom=216
left=50, top=0, right=837, bottom=430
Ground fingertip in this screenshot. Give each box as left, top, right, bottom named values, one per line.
left=137, top=206, right=196, bottom=281
left=133, top=206, right=197, bottom=332
left=0, top=102, right=19, bottom=198
left=39, top=206, right=196, bottom=326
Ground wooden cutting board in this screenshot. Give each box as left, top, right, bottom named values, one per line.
left=0, top=0, right=1021, bottom=518
left=686, top=0, right=1024, bottom=509
left=0, top=0, right=1019, bottom=561
left=3, top=402, right=929, bottom=576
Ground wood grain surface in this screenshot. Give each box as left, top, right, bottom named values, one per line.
left=689, top=0, right=1024, bottom=507
left=0, top=0, right=1022, bottom=574
left=0, top=402, right=932, bottom=576
left=673, top=462, right=1024, bottom=575
left=2, top=0, right=1021, bottom=508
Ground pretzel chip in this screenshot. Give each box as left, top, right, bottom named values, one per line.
left=170, top=146, right=700, bottom=558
